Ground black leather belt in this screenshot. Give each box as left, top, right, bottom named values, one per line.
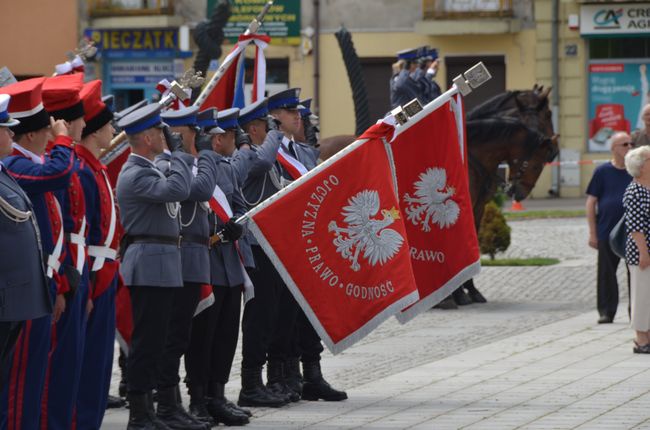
left=181, top=234, right=210, bottom=247
left=129, top=234, right=181, bottom=247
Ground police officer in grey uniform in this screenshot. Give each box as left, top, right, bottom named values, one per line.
left=154, top=105, right=220, bottom=430
left=413, top=47, right=442, bottom=105
left=390, top=47, right=424, bottom=109
left=267, top=97, right=348, bottom=403
left=0, top=95, right=51, bottom=386
left=185, top=108, right=251, bottom=426
left=236, top=92, right=295, bottom=408
left=116, top=103, right=193, bottom=430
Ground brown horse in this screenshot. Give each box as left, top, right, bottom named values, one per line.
left=317, top=86, right=558, bottom=223
left=314, top=87, right=559, bottom=305
left=465, top=86, right=558, bottom=227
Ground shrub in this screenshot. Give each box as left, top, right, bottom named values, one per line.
left=479, top=201, right=511, bottom=260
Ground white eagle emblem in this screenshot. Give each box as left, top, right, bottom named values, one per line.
left=328, top=190, right=404, bottom=272
left=403, top=167, right=460, bottom=232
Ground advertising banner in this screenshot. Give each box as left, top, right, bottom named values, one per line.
left=588, top=62, right=650, bottom=152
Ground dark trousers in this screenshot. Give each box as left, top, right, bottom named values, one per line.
left=157, top=283, right=201, bottom=389
left=268, top=286, right=300, bottom=363
left=296, top=311, right=324, bottom=363
left=269, top=289, right=324, bottom=364
left=597, top=240, right=630, bottom=319
left=0, top=321, right=23, bottom=390
left=128, top=285, right=176, bottom=393
left=186, top=286, right=241, bottom=390
left=241, top=246, right=285, bottom=370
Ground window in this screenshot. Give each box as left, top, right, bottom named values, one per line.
left=589, top=37, right=650, bottom=59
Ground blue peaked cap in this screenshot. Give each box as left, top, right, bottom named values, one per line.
left=238, top=98, right=269, bottom=126
left=116, top=103, right=164, bottom=135
left=268, top=88, right=303, bottom=111
left=217, top=108, right=240, bottom=130
left=161, top=105, right=199, bottom=127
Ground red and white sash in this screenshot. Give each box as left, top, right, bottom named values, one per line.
left=88, top=170, right=118, bottom=271
left=209, top=185, right=255, bottom=303
left=276, top=138, right=308, bottom=181
left=69, top=215, right=87, bottom=274
left=47, top=199, right=64, bottom=279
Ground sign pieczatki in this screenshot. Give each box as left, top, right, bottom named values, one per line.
left=208, top=0, right=301, bottom=45
left=588, top=62, right=650, bottom=152
left=84, top=28, right=179, bottom=59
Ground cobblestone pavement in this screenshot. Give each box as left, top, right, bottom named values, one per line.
left=104, top=216, right=633, bottom=428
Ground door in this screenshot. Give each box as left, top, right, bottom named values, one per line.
left=445, top=55, right=506, bottom=112
left=360, top=57, right=394, bottom=122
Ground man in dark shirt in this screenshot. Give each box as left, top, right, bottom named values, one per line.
left=586, top=131, right=634, bottom=324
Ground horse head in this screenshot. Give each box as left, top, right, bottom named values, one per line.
left=467, top=86, right=559, bottom=204
left=504, top=133, right=559, bottom=201
left=503, top=85, right=559, bottom=200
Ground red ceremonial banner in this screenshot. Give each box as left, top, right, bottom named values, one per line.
left=248, top=137, right=419, bottom=354
left=392, top=95, right=481, bottom=323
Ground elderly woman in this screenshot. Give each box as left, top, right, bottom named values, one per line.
left=624, top=145, right=650, bottom=353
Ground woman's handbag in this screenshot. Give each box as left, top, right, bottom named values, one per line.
left=609, top=215, right=626, bottom=259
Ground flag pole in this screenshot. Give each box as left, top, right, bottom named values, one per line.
left=193, top=1, right=274, bottom=108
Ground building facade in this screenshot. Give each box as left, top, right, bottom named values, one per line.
left=4, top=0, right=649, bottom=198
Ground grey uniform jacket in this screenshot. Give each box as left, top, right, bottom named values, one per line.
left=228, top=148, right=257, bottom=268
left=294, top=142, right=320, bottom=171
left=209, top=160, right=248, bottom=287
left=0, top=167, right=51, bottom=321
left=116, top=152, right=192, bottom=287
left=414, top=69, right=441, bottom=105
left=155, top=150, right=221, bottom=284
left=240, top=130, right=285, bottom=247
left=390, top=69, right=420, bottom=109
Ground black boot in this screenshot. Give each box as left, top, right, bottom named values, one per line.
left=266, top=360, right=300, bottom=402
left=107, top=394, right=126, bottom=409
left=284, top=357, right=303, bottom=396
left=175, top=385, right=211, bottom=429
left=188, top=384, right=216, bottom=428
left=301, top=361, right=347, bottom=401
left=433, top=295, right=458, bottom=310
left=452, top=288, right=472, bottom=306
left=128, top=392, right=172, bottom=430
left=208, top=380, right=252, bottom=417
left=119, top=351, right=128, bottom=398
left=465, top=282, right=487, bottom=303
left=156, top=386, right=207, bottom=430
left=207, top=382, right=249, bottom=426
left=238, top=367, right=287, bottom=408
left=127, top=392, right=159, bottom=430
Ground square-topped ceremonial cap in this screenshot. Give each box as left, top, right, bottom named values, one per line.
left=299, top=98, right=312, bottom=117
left=102, top=94, right=115, bottom=111
left=217, top=107, right=240, bottom=130
left=43, top=73, right=85, bottom=122
left=113, top=99, right=148, bottom=123
left=197, top=108, right=225, bottom=134
left=161, top=105, right=199, bottom=127
left=268, top=88, right=304, bottom=111
left=238, top=98, right=268, bottom=126
left=80, top=80, right=114, bottom=138
left=117, top=103, right=164, bottom=136
left=396, top=47, right=419, bottom=61
left=0, top=94, right=20, bottom=128
left=0, top=77, right=50, bottom=135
